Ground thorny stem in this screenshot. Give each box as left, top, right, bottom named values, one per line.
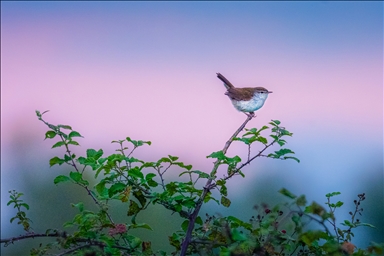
left=326, top=197, right=340, bottom=242
left=58, top=133, right=115, bottom=225
left=180, top=114, right=254, bottom=255
left=344, top=193, right=365, bottom=241
left=37, top=116, right=129, bottom=244
left=0, top=231, right=132, bottom=253
left=223, top=139, right=278, bottom=182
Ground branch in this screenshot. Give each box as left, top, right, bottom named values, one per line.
left=39, top=116, right=116, bottom=226
left=222, top=138, right=278, bottom=182
left=1, top=232, right=63, bottom=245
left=180, top=114, right=254, bottom=255
left=56, top=244, right=92, bottom=256
left=1, top=231, right=132, bottom=253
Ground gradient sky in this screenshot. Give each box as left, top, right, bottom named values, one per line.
left=1, top=1, right=383, bottom=254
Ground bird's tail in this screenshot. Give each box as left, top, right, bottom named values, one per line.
left=216, top=73, right=234, bottom=89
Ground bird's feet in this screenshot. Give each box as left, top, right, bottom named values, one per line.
left=245, top=112, right=255, bottom=118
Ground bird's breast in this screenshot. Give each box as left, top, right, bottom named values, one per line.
left=230, top=94, right=268, bottom=112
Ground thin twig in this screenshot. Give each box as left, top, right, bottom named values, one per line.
left=56, top=244, right=93, bottom=256
left=1, top=232, right=132, bottom=253
left=180, top=114, right=254, bottom=255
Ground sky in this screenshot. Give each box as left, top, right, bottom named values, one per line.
left=1, top=1, right=383, bottom=254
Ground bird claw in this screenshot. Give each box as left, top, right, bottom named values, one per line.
left=245, top=112, right=255, bottom=118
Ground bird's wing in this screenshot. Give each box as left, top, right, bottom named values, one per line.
left=225, top=88, right=254, bottom=101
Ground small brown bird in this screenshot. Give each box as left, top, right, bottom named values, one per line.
left=217, top=73, right=272, bottom=116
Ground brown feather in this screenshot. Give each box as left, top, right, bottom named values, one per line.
left=225, top=87, right=269, bottom=101
left=216, top=73, right=235, bottom=89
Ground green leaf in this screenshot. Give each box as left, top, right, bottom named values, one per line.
left=335, top=201, right=344, bottom=208
left=243, top=127, right=257, bottom=134
left=355, top=222, right=375, bottom=228
left=221, top=196, right=231, bottom=207
left=49, top=157, right=65, bottom=167
left=270, top=120, right=281, bottom=126
left=54, top=175, right=71, bottom=185
left=141, top=162, right=155, bottom=169
left=300, top=230, right=328, bottom=246
left=231, top=228, right=247, bottom=241
left=127, top=200, right=140, bottom=216
left=68, top=141, right=79, bottom=146
left=165, top=182, right=178, bottom=195
left=45, top=131, right=56, bottom=140
left=226, top=155, right=241, bottom=165
left=233, top=137, right=254, bottom=145
left=325, top=192, right=341, bottom=198
left=133, top=190, right=147, bottom=207
left=206, top=151, right=225, bottom=160
left=128, top=167, right=144, bottom=180
left=58, top=124, right=72, bottom=130
left=63, top=221, right=73, bottom=228
left=305, top=202, right=327, bottom=218
left=52, top=141, right=66, bottom=149
left=203, top=192, right=219, bottom=204
left=274, top=148, right=294, bottom=157
left=72, top=202, right=84, bottom=212
left=168, top=233, right=181, bottom=249
left=69, top=171, right=82, bottom=183
left=68, top=131, right=82, bottom=138
left=227, top=216, right=252, bottom=231
left=20, top=203, right=30, bottom=210
left=173, top=194, right=185, bottom=202
left=145, top=173, right=156, bottom=180
left=147, top=179, right=158, bottom=187
left=181, top=220, right=189, bottom=232
left=284, top=156, right=300, bottom=163
left=132, top=223, right=153, bottom=230
left=256, top=136, right=268, bottom=144
left=174, top=203, right=182, bottom=212
left=126, top=157, right=144, bottom=164
left=95, top=181, right=108, bottom=198
left=78, top=156, right=86, bottom=165
left=219, top=247, right=230, bottom=255
left=296, top=195, right=307, bottom=206
left=192, top=170, right=210, bottom=179
left=259, top=125, right=269, bottom=132
left=175, top=162, right=192, bottom=170
left=279, top=188, right=297, bottom=199
left=219, top=185, right=227, bottom=196
left=126, top=137, right=151, bottom=147
left=195, top=216, right=203, bottom=225
left=181, top=199, right=195, bottom=209
left=216, top=179, right=226, bottom=186
left=157, top=157, right=171, bottom=164
left=126, top=235, right=142, bottom=249
left=108, top=182, right=126, bottom=198
left=64, top=154, right=72, bottom=162
left=168, top=155, right=179, bottom=161
left=87, top=149, right=103, bottom=159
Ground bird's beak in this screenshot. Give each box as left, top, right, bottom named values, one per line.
left=268, top=91, right=273, bottom=93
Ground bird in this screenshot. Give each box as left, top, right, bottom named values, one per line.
left=217, top=73, right=272, bottom=117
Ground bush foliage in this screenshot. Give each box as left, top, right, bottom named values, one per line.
left=1, top=110, right=382, bottom=256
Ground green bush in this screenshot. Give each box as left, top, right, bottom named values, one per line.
left=1, top=110, right=382, bottom=256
